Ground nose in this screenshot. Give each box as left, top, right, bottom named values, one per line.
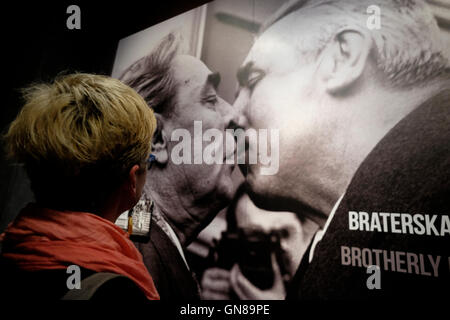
left=218, top=97, right=241, bottom=130
left=232, top=90, right=249, bottom=130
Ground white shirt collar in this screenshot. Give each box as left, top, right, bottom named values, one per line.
left=308, top=194, right=345, bottom=263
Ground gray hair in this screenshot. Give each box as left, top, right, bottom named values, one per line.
left=260, top=0, right=449, bottom=87
left=119, top=33, right=180, bottom=114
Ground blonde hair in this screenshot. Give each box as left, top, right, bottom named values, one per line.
left=5, top=73, right=156, bottom=211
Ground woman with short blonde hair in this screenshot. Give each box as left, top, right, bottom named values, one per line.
left=1, top=73, right=160, bottom=300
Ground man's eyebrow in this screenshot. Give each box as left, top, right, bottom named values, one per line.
left=237, top=61, right=254, bottom=87
left=205, top=72, right=221, bottom=90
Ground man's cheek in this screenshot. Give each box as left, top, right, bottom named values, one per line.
left=253, top=88, right=289, bottom=121
left=249, top=97, right=276, bottom=128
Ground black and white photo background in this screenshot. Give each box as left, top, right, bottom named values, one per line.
left=112, top=0, right=450, bottom=300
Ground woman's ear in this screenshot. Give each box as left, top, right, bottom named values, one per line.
left=152, top=113, right=169, bottom=165
left=128, top=164, right=140, bottom=194
left=317, top=28, right=372, bottom=94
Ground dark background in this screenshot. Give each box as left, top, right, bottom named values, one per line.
left=0, top=0, right=210, bottom=232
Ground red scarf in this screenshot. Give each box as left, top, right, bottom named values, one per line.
left=0, top=203, right=160, bottom=300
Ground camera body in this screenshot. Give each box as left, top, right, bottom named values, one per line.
left=211, top=228, right=289, bottom=290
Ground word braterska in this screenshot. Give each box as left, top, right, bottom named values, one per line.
left=348, top=211, right=450, bottom=236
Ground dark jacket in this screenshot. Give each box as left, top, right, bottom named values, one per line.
left=134, top=222, right=200, bottom=300
left=288, top=89, right=450, bottom=300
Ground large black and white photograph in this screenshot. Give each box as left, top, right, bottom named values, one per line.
left=0, top=0, right=449, bottom=305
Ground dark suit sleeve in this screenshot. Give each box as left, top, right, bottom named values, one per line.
left=134, top=223, right=201, bottom=300
left=135, top=239, right=172, bottom=300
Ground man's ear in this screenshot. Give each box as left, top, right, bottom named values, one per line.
left=152, top=113, right=169, bottom=165
left=317, top=28, right=372, bottom=94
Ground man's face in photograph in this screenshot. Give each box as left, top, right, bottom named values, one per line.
left=234, top=11, right=350, bottom=216
left=167, top=54, right=238, bottom=219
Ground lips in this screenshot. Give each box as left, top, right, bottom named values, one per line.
left=224, top=138, right=236, bottom=161
left=237, top=140, right=250, bottom=176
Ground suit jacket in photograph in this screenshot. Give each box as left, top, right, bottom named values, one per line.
left=288, top=89, right=450, bottom=300
left=134, top=221, right=200, bottom=300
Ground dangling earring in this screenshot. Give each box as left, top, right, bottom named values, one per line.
left=127, top=207, right=134, bottom=235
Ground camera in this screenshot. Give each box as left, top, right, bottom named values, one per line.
left=210, top=228, right=290, bottom=290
